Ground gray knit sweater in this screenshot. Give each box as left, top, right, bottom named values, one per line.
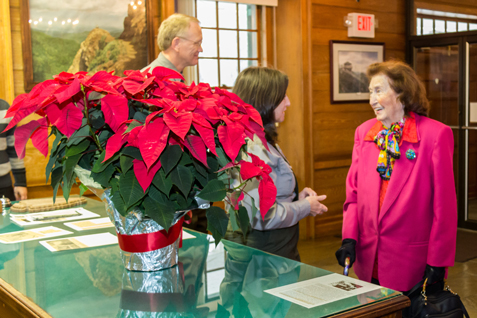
left=0, top=99, right=26, bottom=188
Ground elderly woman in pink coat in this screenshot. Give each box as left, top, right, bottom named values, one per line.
left=335, top=60, right=457, bottom=294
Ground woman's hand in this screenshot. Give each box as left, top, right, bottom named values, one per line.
left=299, top=187, right=317, bottom=200
left=306, top=195, right=328, bottom=216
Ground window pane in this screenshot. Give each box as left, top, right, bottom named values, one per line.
left=239, top=31, right=257, bottom=58
left=201, top=29, right=217, bottom=58
left=447, top=21, right=457, bottom=33
left=197, top=0, right=216, bottom=28
left=416, top=18, right=421, bottom=35
left=458, top=22, right=468, bottom=32
left=199, top=59, right=219, bottom=87
left=219, top=30, right=238, bottom=58
left=435, top=20, right=445, bottom=34
left=218, top=2, right=237, bottom=29
left=240, top=59, right=258, bottom=72
left=470, top=23, right=477, bottom=31
left=423, top=18, right=434, bottom=35
left=220, top=59, right=238, bottom=87
left=238, top=4, right=256, bottom=30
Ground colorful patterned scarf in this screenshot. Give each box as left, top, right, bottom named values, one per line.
left=374, top=120, right=405, bottom=180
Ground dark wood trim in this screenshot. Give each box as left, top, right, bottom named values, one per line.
left=20, top=0, right=34, bottom=92
left=0, top=278, right=52, bottom=318
left=146, top=0, right=155, bottom=64
left=331, top=295, right=410, bottom=318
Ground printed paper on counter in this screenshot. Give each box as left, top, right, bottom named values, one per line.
left=265, top=273, right=382, bottom=309
left=10, top=208, right=100, bottom=226
left=182, top=230, right=196, bottom=240
left=0, top=226, right=72, bottom=244
left=64, top=217, right=114, bottom=231
left=40, top=232, right=118, bottom=252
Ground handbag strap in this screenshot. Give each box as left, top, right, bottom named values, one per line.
left=406, top=279, right=470, bottom=318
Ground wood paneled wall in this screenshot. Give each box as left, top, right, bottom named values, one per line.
left=276, top=0, right=406, bottom=238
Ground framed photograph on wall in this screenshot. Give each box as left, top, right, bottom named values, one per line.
left=20, top=0, right=155, bottom=92
left=330, top=41, right=385, bottom=104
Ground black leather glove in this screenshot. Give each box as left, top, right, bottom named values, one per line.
left=423, top=264, right=445, bottom=285
left=335, top=238, right=356, bottom=267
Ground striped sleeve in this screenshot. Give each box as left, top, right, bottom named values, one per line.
left=0, top=99, right=26, bottom=187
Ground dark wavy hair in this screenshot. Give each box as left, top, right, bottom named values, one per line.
left=367, top=60, right=429, bottom=117
left=232, top=67, right=288, bottom=145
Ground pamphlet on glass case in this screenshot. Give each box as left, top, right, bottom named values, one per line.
left=265, top=273, right=382, bottom=309
left=10, top=208, right=100, bottom=226
left=64, top=217, right=114, bottom=231
left=40, top=232, right=118, bottom=252
left=0, top=226, right=72, bottom=244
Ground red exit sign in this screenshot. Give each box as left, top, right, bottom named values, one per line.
left=348, top=13, right=375, bottom=38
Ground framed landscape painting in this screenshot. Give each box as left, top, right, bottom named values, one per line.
left=21, top=0, right=155, bottom=91
left=329, top=41, right=385, bottom=104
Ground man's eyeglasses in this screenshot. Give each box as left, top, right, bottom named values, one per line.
left=178, top=37, right=202, bottom=47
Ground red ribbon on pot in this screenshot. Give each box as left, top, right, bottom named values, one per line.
left=116, top=211, right=192, bottom=253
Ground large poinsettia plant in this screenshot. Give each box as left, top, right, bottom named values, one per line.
left=4, top=67, right=277, bottom=242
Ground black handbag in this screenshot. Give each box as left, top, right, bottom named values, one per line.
left=404, top=278, right=469, bottom=318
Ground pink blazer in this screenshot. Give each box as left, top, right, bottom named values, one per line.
left=342, top=113, right=457, bottom=291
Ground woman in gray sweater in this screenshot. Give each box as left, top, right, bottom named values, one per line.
left=224, top=67, right=327, bottom=261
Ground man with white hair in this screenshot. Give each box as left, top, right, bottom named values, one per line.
left=143, top=13, right=203, bottom=76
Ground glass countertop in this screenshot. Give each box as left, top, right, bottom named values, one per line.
left=0, top=198, right=401, bottom=317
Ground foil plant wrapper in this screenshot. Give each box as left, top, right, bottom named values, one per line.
left=102, top=189, right=210, bottom=272
left=74, top=166, right=210, bottom=272
left=117, top=266, right=188, bottom=317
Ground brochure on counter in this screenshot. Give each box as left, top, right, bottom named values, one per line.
left=10, top=208, right=100, bottom=226
left=0, top=226, right=72, bottom=244
left=265, top=273, right=382, bottom=309
left=64, top=217, right=114, bottom=231
left=40, top=232, right=118, bottom=252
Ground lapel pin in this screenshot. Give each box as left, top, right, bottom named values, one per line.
left=406, top=149, right=416, bottom=160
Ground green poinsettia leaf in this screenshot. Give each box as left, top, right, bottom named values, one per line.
left=91, top=164, right=115, bottom=188
left=144, top=187, right=176, bottom=231
left=111, top=190, right=127, bottom=216
left=50, top=129, right=64, bottom=157
left=160, top=145, right=183, bottom=176
left=119, top=169, right=146, bottom=209
left=192, top=159, right=207, bottom=178
left=215, top=146, right=229, bottom=167
left=170, top=165, right=192, bottom=198
left=50, top=167, right=62, bottom=203
left=250, top=197, right=259, bottom=218
left=169, top=192, right=188, bottom=210
left=152, top=169, right=173, bottom=196
left=207, top=156, right=219, bottom=172
left=89, top=109, right=106, bottom=130
left=193, top=169, right=208, bottom=188
left=98, top=130, right=113, bottom=144
left=91, top=152, right=106, bottom=173
left=228, top=206, right=239, bottom=231
left=206, top=206, right=229, bottom=245
left=79, top=183, right=88, bottom=196
left=178, top=152, right=193, bottom=166
left=110, top=178, right=119, bottom=193
left=66, top=123, right=89, bottom=147
left=121, top=146, right=143, bottom=160
left=63, top=153, right=83, bottom=199
left=197, top=179, right=227, bottom=202
left=66, top=139, right=90, bottom=157
left=123, top=122, right=141, bottom=135
left=237, top=206, right=250, bottom=235
left=133, top=111, right=148, bottom=123
left=78, top=151, right=94, bottom=170
left=120, top=155, right=134, bottom=173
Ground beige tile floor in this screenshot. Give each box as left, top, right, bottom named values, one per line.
left=298, top=235, right=477, bottom=317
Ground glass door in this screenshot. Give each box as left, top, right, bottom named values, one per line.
left=465, top=39, right=477, bottom=226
